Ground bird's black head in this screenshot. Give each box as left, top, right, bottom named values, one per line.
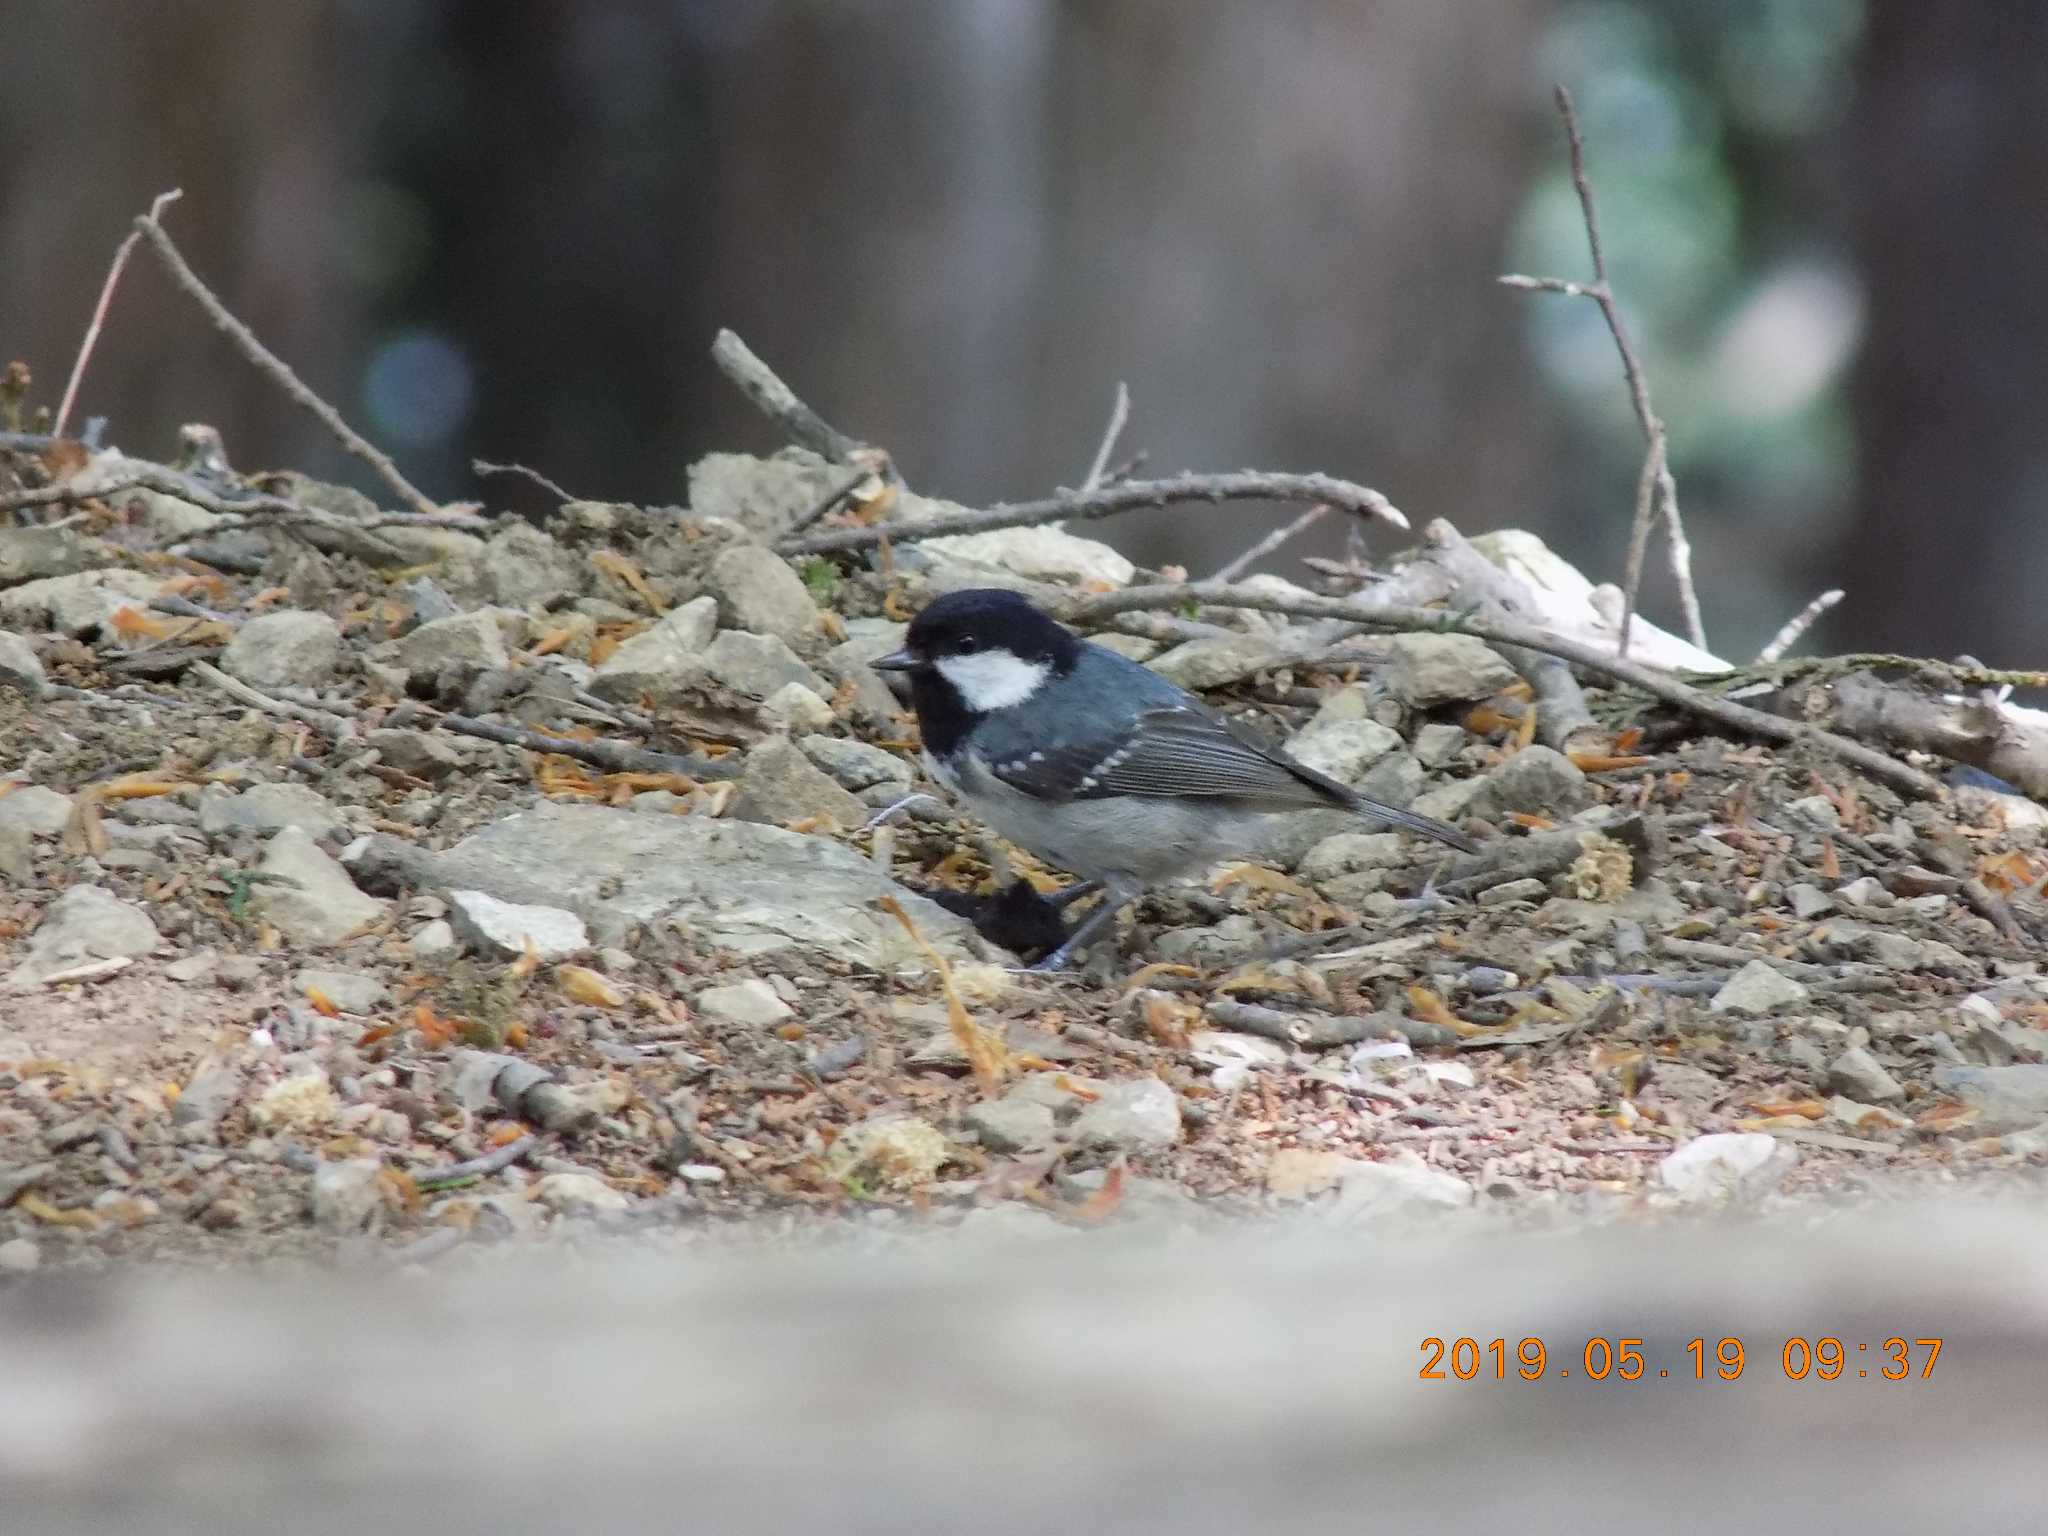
left=872, top=588, right=1082, bottom=744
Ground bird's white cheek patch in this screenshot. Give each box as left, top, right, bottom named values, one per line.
left=934, top=652, right=1050, bottom=710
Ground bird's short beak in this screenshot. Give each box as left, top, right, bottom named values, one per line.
left=871, top=647, right=920, bottom=673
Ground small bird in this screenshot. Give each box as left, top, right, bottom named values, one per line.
left=872, top=588, right=1477, bottom=971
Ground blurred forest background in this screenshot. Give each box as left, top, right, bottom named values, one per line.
left=0, top=0, right=2040, bottom=666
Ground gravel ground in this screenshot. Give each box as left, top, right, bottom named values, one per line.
left=3, top=442, right=2047, bottom=1274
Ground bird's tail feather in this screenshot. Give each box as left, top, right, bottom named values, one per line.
left=1349, top=793, right=1479, bottom=854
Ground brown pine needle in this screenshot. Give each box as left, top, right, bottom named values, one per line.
left=879, top=895, right=1010, bottom=1094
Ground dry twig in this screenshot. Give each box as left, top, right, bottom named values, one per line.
left=1756, top=589, right=1846, bottom=664
left=473, top=458, right=577, bottom=503
left=1209, top=502, right=1330, bottom=583
left=1080, top=381, right=1131, bottom=492
left=54, top=190, right=183, bottom=440
left=1500, top=87, right=1705, bottom=657
left=780, top=470, right=1407, bottom=557
left=1061, top=581, right=1943, bottom=800
left=192, top=660, right=356, bottom=742
left=132, top=200, right=442, bottom=519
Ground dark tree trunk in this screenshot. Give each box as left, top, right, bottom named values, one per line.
left=1844, top=4, right=2048, bottom=666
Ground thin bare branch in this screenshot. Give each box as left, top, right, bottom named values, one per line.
left=1501, top=85, right=1706, bottom=655
left=779, top=471, right=1407, bottom=557
left=1208, top=502, right=1330, bottom=583
left=54, top=189, right=183, bottom=440
left=785, top=467, right=874, bottom=538
left=473, top=458, right=576, bottom=503
left=1059, top=581, right=1943, bottom=800
left=710, top=328, right=878, bottom=468
left=192, top=660, right=356, bottom=742
left=1756, top=589, right=1845, bottom=664
left=1081, top=381, right=1130, bottom=491
left=1618, top=432, right=1665, bottom=658
left=133, top=203, right=442, bottom=519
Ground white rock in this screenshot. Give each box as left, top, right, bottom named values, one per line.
left=1658, top=1132, right=1796, bottom=1204
left=534, top=1171, right=630, bottom=1215
left=1380, top=633, right=1519, bottom=706
left=0, top=1237, right=41, bottom=1273
left=1330, top=1150, right=1475, bottom=1219
left=408, top=919, right=459, bottom=959
left=0, top=568, right=159, bottom=636
left=0, top=785, right=75, bottom=837
left=1285, top=718, right=1403, bottom=788
left=759, top=682, right=835, bottom=732
left=589, top=596, right=718, bottom=702
left=0, top=630, right=47, bottom=697
left=693, top=978, right=793, bottom=1027
left=220, top=610, right=342, bottom=690
left=919, top=522, right=1133, bottom=588
left=448, top=889, right=590, bottom=961
left=7, top=883, right=160, bottom=989
left=1709, top=960, right=1811, bottom=1016
left=310, top=1158, right=387, bottom=1232
left=251, top=826, right=388, bottom=946
left=1070, top=1078, right=1182, bottom=1152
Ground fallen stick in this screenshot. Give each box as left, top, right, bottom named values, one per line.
left=53, top=190, right=184, bottom=440
left=1061, top=582, right=1945, bottom=800
left=781, top=470, right=1408, bottom=557
left=192, top=660, right=356, bottom=742
left=1829, top=673, right=2048, bottom=801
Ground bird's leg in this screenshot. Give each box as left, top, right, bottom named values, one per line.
left=1043, top=880, right=1100, bottom=911
left=1026, top=879, right=1138, bottom=973
left=860, top=792, right=942, bottom=831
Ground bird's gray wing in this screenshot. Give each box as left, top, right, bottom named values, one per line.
left=980, top=706, right=1340, bottom=807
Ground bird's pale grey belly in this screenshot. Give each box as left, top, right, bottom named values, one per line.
left=928, top=749, right=1283, bottom=886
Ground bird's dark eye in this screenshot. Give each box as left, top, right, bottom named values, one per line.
left=955, top=636, right=981, bottom=654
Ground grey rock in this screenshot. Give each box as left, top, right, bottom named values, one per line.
left=1298, top=832, right=1405, bottom=882
left=687, top=448, right=845, bottom=540
left=171, top=1068, right=241, bottom=1127
left=0, top=1160, right=54, bottom=1206
left=1933, top=1064, right=2048, bottom=1134
left=0, top=824, right=33, bottom=882
left=588, top=596, right=718, bottom=702
left=1710, top=960, right=1810, bottom=1015
left=693, top=979, right=793, bottom=1027
left=198, top=783, right=345, bottom=841
left=1070, top=1078, right=1182, bottom=1153
left=1478, top=877, right=1547, bottom=906
left=702, top=629, right=824, bottom=699
left=366, top=728, right=461, bottom=781
left=420, top=801, right=986, bottom=964
left=1480, top=746, right=1592, bottom=817
left=732, top=736, right=867, bottom=827
left=1827, top=1045, right=1905, bottom=1104
left=7, top=883, right=159, bottom=988
left=1409, top=778, right=1487, bottom=824
left=1786, top=883, right=1835, bottom=919
left=397, top=609, right=513, bottom=686
left=310, top=1158, right=386, bottom=1232
left=1354, top=750, right=1425, bottom=813
left=251, top=826, right=388, bottom=946
left=0, top=1236, right=40, bottom=1272
left=799, top=735, right=913, bottom=792
left=220, top=610, right=342, bottom=690
left=292, top=968, right=391, bottom=1015
left=448, top=889, right=590, bottom=961
left=398, top=576, right=462, bottom=628
left=705, top=544, right=820, bottom=646
left=758, top=682, right=835, bottom=733
left=482, top=522, right=581, bottom=609
left=1835, top=876, right=1893, bottom=908
left=0, top=568, right=160, bottom=636
left=1412, top=721, right=1469, bottom=768
left=1380, top=633, right=1519, bottom=706
left=408, top=918, right=459, bottom=959
left=1147, top=633, right=1297, bottom=690
left=1330, top=1151, right=1476, bottom=1219
left=818, top=626, right=910, bottom=726
left=0, top=525, right=105, bottom=585
left=966, top=1096, right=1058, bottom=1153
left=0, top=630, right=47, bottom=697
left=0, top=785, right=74, bottom=837
left=1284, top=718, right=1403, bottom=789
left=1658, top=1132, right=1796, bottom=1204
